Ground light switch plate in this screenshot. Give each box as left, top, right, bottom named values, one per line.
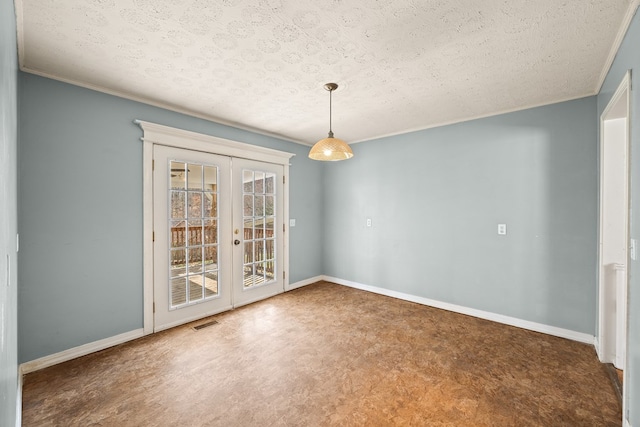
left=498, top=224, right=507, bottom=235
left=289, top=219, right=296, bottom=227
left=366, top=218, right=372, bottom=227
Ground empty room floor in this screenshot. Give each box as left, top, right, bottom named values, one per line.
left=22, top=281, right=621, bottom=426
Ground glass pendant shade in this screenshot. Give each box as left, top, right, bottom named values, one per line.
left=309, top=133, right=354, bottom=161
left=309, top=82, right=353, bottom=161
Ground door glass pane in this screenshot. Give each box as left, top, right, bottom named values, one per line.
left=243, top=195, right=253, bottom=216
left=171, top=249, right=186, bottom=277
left=265, top=217, right=274, bottom=235
left=171, top=162, right=187, bottom=190
left=204, top=271, right=218, bottom=296
left=204, top=165, right=217, bottom=189
left=255, top=171, right=264, bottom=193
left=265, top=239, right=274, bottom=261
left=171, top=277, right=187, bottom=306
left=242, top=168, right=277, bottom=288
left=171, top=191, right=186, bottom=219
left=188, top=275, right=204, bottom=303
left=243, top=218, right=254, bottom=240
left=265, top=195, right=274, bottom=216
left=188, top=220, right=203, bottom=246
left=255, top=195, right=264, bottom=216
left=243, top=264, right=254, bottom=288
left=188, top=193, right=203, bottom=218
left=265, top=260, right=275, bottom=281
left=244, top=242, right=253, bottom=264
left=255, top=240, right=265, bottom=262
left=204, top=193, right=217, bottom=218
left=187, top=164, right=203, bottom=190
left=243, top=170, right=253, bottom=192
left=204, top=245, right=217, bottom=270
left=189, top=247, right=203, bottom=274
left=168, top=159, right=220, bottom=309
left=204, top=220, right=217, bottom=244
left=171, top=221, right=186, bottom=248
left=265, top=173, right=275, bottom=194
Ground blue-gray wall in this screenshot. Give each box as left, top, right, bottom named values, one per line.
left=598, top=6, right=640, bottom=423
left=0, top=0, right=19, bottom=424
left=323, top=97, right=598, bottom=335
left=18, top=74, right=324, bottom=363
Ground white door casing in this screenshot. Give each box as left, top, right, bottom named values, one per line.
left=597, top=70, right=631, bottom=425
left=137, top=120, right=294, bottom=333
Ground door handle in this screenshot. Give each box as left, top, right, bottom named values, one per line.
left=234, top=239, right=241, bottom=245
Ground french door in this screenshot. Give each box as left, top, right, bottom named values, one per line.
left=153, top=145, right=284, bottom=332
left=232, top=158, right=284, bottom=307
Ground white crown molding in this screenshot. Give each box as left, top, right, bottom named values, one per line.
left=350, top=94, right=595, bottom=144
left=19, top=63, right=601, bottom=149
left=596, top=0, right=640, bottom=92
left=324, top=276, right=595, bottom=345
left=20, top=329, right=144, bottom=374
left=135, top=119, right=295, bottom=165
left=19, top=67, right=312, bottom=147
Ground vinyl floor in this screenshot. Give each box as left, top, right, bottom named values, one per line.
left=22, top=281, right=621, bottom=426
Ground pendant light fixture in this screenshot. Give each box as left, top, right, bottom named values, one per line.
left=309, top=83, right=354, bottom=161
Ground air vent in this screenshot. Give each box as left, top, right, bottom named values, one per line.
left=193, top=320, right=218, bottom=331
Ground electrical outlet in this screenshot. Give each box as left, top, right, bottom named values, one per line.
left=289, top=219, right=296, bottom=227
left=366, top=218, right=372, bottom=227
left=498, top=224, right=507, bottom=235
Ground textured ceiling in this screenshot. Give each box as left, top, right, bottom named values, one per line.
left=16, top=0, right=635, bottom=145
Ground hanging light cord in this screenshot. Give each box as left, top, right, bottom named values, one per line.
left=328, top=88, right=334, bottom=138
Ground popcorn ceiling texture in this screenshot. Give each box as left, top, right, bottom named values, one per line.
left=17, top=0, right=632, bottom=144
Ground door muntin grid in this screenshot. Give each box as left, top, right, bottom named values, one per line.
left=168, top=160, right=220, bottom=309
left=242, top=169, right=276, bottom=289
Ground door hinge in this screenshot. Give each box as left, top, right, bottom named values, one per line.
left=152, top=231, right=155, bottom=242
left=283, top=223, right=285, bottom=232
left=152, top=159, right=155, bottom=171
left=283, top=176, right=285, bottom=184
left=283, top=271, right=286, bottom=280
left=153, top=302, right=156, bottom=313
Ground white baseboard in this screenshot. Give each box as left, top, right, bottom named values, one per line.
left=624, top=419, right=631, bottom=427
left=594, top=337, right=601, bottom=359
left=17, top=275, right=596, bottom=376
left=19, top=277, right=324, bottom=374
left=286, top=275, right=324, bottom=291
left=20, top=328, right=144, bottom=374
left=324, top=276, right=595, bottom=345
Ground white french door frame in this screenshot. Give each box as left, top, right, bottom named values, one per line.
left=136, top=120, right=294, bottom=335
left=596, top=70, right=631, bottom=425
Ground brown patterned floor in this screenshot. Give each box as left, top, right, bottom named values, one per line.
left=22, top=281, right=621, bottom=426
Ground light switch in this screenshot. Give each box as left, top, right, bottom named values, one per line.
left=366, top=218, right=372, bottom=227
left=289, top=219, right=296, bottom=227
left=498, top=224, right=507, bottom=235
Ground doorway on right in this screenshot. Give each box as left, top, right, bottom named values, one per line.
left=598, top=70, right=631, bottom=424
